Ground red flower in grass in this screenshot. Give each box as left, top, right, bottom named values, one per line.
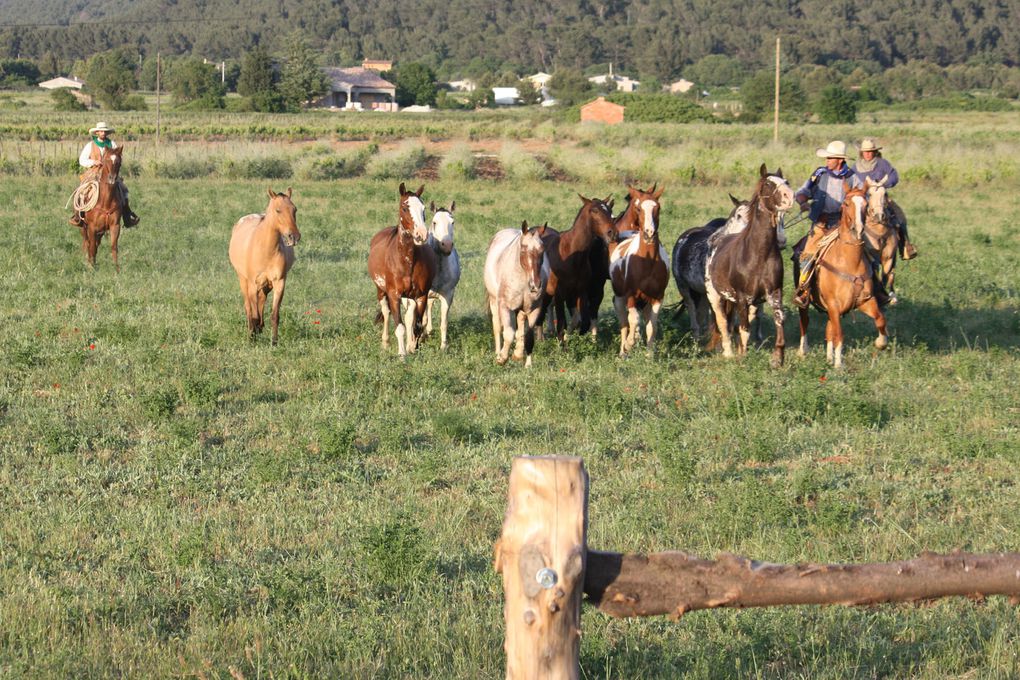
left=313, top=320, right=321, bottom=325
left=819, top=375, right=827, bottom=383
left=88, top=343, right=96, bottom=350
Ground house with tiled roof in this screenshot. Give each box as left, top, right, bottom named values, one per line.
left=316, top=67, right=397, bottom=111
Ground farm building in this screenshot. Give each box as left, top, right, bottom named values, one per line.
left=361, top=59, right=392, bottom=72
left=526, top=72, right=552, bottom=90
left=38, top=76, right=84, bottom=90
left=316, top=67, right=397, bottom=111
left=589, top=73, right=640, bottom=93
left=492, top=87, right=520, bottom=105
left=580, top=96, right=625, bottom=124
left=669, top=78, right=695, bottom=94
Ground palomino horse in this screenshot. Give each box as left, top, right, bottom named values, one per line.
left=609, top=188, right=670, bottom=356
left=705, top=164, right=794, bottom=367
left=367, top=183, right=436, bottom=358
left=672, top=195, right=749, bottom=340
left=423, top=201, right=461, bottom=349
left=862, top=177, right=899, bottom=305
left=794, top=186, right=888, bottom=368
left=539, top=194, right=617, bottom=341
left=80, top=146, right=124, bottom=270
left=484, top=221, right=549, bottom=367
left=228, top=188, right=301, bottom=345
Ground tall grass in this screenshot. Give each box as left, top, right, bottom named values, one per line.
left=366, top=139, right=428, bottom=179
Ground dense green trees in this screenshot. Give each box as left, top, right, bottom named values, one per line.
left=237, top=46, right=284, bottom=112
left=390, top=62, right=438, bottom=107
left=84, top=49, right=136, bottom=109
left=548, top=69, right=594, bottom=107
left=168, top=58, right=225, bottom=109
left=816, top=86, right=858, bottom=124
left=278, top=35, right=329, bottom=112
left=740, top=71, right=807, bottom=123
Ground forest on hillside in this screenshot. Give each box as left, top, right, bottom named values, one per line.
left=1, top=0, right=1018, bottom=80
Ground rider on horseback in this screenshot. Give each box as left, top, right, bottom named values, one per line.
left=69, top=122, right=140, bottom=228
left=851, top=138, right=917, bottom=260
left=791, top=140, right=860, bottom=309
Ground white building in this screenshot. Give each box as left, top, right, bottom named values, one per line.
left=492, top=87, right=520, bottom=105
left=588, top=73, right=640, bottom=93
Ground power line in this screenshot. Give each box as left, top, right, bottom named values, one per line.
left=0, top=16, right=253, bottom=29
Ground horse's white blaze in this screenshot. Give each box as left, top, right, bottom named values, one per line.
left=406, top=195, right=427, bottom=243
left=431, top=211, right=455, bottom=253
left=851, top=194, right=866, bottom=235
left=640, top=199, right=657, bottom=239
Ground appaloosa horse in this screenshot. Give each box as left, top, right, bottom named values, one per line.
left=609, top=188, right=670, bottom=356
left=862, top=177, right=899, bottom=305
left=79, top=146, right=125, bottom=270
left=671, top=195, right=749, bottom=340
left=540, top=194, right=617, bottom=341
left=484, top=221, right=549, bottom=367
left=705, top=164, right=794, bottom=367
left=794, top=186, right=888, bottom=368
left=228, top=188, right=301, bottom=345
left=367, top=183, right=436, bottom=358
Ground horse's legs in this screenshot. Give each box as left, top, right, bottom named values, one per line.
left=767, top=288, right=786, bottom=368
left=238, top=277, right=255, bottom=337
left=613, top=295, right=628, bottom=357
left=737, top=303, right=755, bottom=355
left=378, top=290, right=390, bottom=350
left=411, top=296, right=428, bottom=353
left=678, top=285, right=701, bottom=338
left=513, top=310, right=528, bottom=361
left=269, top=277, right=286, bottom=346
left=439, top=291, right=453, bottom=350
left=645, top=300, right=662, bottom=355
left=523, top=304, right=542, bottom=368
left=825, top=308, right=843, bottom=368
left=498, top=306, right=516, bottom=364
left=388, top=293, right=406, bottom=357
left=858, top=297, right=889, bottom=350
left=798, top=307, right=810, bottom=357
left=109, top=221, right=121, bottom=273
left=85, top=228, right=100, bottom=268
left=706, top=283, right=734, bottom=358
left=554, top=294, right=568, bottom=344
left=488, top=295, right=502, bottom=357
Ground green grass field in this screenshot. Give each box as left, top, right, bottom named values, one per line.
left=1, top=109, right=1019, bottom=678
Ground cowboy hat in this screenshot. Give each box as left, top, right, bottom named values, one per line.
left=815, top=140, right=849, bottom=159
left=89, top=122, right=115, bottom=134
left=858, top=138, right=882, bottom=152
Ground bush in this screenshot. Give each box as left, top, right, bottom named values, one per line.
left=740, top=71, right=807, bottom=122
left=605, top=93, right=714, bottom=123
left=120, top=94, right=148, bottom=111
left=302, top=143, right=378, bottom=180
left=225, top=157, right=293, bottom=180
left=50, top=88, right=86, bottom=112
left=151, top=157, right=218, bottom=179
left=499, top=142, right=546, bottom=181
left=439, top=143, right=476, bottom=181
left=816, top=85, right=858, bottom=123
left=366, top=141, right=426, bottom=179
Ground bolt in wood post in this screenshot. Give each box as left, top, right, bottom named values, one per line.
left=495, top=456, right=588, bottom=680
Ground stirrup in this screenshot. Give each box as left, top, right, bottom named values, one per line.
left=793, top=289, right=810, bottom=309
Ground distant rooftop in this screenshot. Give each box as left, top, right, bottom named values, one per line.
left=322, top=67, right=395, bottom=90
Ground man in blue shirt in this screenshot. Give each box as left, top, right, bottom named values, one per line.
left=852, top=138, right=916, bottom=260
left=791, top=140, right=860, bottom=308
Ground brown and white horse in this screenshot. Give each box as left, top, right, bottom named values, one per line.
left=609, top=187, right=670, bottom=356
left=862, top=177, right=899, bottom=305
left=705, top=164, right=794, bottom=367
left=367, top=183, right=436, bottom=358
left=539, top=194, right=617, bottom=342
left=484, top=221, right=549, bottom=367
left=80, top=146, right=124, bottom=270
left=228, top=188, right=301, bottom=345
left=794, top=186, right=888, bottom=368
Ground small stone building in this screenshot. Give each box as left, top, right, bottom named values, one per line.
left=317, top=67, right=397, bottom=111
left=580, top=97, right=625, bottom=125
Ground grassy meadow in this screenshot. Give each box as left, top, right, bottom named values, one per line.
left=1, top=107, right=1019, bottom=678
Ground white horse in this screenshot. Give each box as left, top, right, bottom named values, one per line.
left=423, top=202, right=461, bottom=349
left=484, top=222, right=549, bottom=367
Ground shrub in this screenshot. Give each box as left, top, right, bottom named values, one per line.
left=366, top=141, right=426, bottom=179
left=499, top=141, right=546, bottom=181
left=439, top=143, right=476, bottom=181
left=816, top=85, right=858, bottom=123
left=50, top=88, right=86, bottom=112
left=151, top=157, right=218, bottom=179
left=225, top=157, right=293, bottom=179
left=302, top=143, right=377, bottom=180
left=605, top=93, right=714, bottom=123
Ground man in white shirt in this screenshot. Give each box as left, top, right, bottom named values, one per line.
left=70, top=122, right=140, bottom=228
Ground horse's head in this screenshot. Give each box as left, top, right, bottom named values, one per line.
left=578, top=193, right=617, bottom=244
left=429, top=201, right=455, bottom=255
left=398, top=182, right=428, bottom=245
left=627, top=183, right=664, bottom=243
left=103, top=146, right=123, bottom=185
left=864, top=176, right=889, bottom=224
left=841, top=186, right=868, bottom=240
left=267, top=187, right=300, bottom=246
left=757, top=163, right=795, bottom=215
left=519, top=220, right=547, bottom=294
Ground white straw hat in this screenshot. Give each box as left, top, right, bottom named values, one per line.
left=815, top=140, right=849, bottom=159
left=89, top=122, right=115, bottom=134
left=859, top=138, right=882, bottom=152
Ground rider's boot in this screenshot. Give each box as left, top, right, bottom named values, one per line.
left=123, top=201, right=140, bottom=228
left=793, top=260, right=813, bottom=309
left=69, top=211, right=84, bottom=227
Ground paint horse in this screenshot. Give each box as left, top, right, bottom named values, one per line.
left=228, top=188, right=301, bottom=345
left=793, top=186, right=888, bottom=368
left=671, top=195, right=749, bottom=340
left=609, top=188, right=670, bottom=356
left=484, top=221, right=549, bottom=367
left=367, top=183, right=436, bottom=358
left=539, top=195, right=617, bottom=342
left=705, top=164, right=794, bottom=367
left=79, top=145, right=125, bottom=270
left=862, top=176, right=899, bottom=305
left=409, top=201, right=460, bottom=350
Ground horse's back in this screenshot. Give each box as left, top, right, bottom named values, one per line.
left=674, top=219, right=725, bottom=291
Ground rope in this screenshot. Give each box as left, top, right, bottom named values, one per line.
left=66, top=180, right=99, bottom=212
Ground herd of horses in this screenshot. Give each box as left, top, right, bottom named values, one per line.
left=79, top=148, right=900, bottom=369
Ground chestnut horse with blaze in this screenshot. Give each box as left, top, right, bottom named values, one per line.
left=609, top=186, right=670, bottom=356
left=794, top=186, right=888, bottom=368
left=367, top=183, right=436, bottom=358
left=80, top=146, right=125, bottom=270
left=228, top=188, right=301, bottom=345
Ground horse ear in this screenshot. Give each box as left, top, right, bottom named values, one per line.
left=606, top=197, right=615, bottom=211
left=879, top=174, right=889, bottom=186
left=286, top=187, right=292, bottom=198
left=267, top=187, right=277, bottom=199
left=398, top=182, right=407, bottom=195
left=729, top=193, right=741, bottom=206
left=538, top=222, right=548, bottom=236
left=449, top=201, right=455, bottom=213
left=521, top=220, right=529, bottom=233
left=775, top=168, right=783, bottom=179
left=415, top=185, right=425, bottom=197
left=653, top=184, right=664, bottom=200
left=577, top=193, right=589, bottom=204
left=759, top=163, right=768, bottom=178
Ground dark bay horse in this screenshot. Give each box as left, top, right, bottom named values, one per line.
left=228, top=188, right=301, bottom=345
left=794, top=186, right=888, bottom=368
left=367, top=183, right=436, bottom=358
left=608, top=188, right=669, bottom=356
left=705, top=164, right=794, bottom=367
left=540, top=194, right=617, bottom=342
left=79, top=146, right=124, bottom=270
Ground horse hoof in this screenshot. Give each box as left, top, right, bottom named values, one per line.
left=511, top=353, right=525, bottom=362
left=496, top=355, right=509, bottom=365
left=875, top=336, right=888, bottom=350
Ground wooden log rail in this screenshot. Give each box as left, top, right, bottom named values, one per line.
left=496, top=456, right=1020, bottom=680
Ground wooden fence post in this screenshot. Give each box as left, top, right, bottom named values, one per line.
left=495, top=456, right=588, bottom=680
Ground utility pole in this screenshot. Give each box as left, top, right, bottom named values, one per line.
left=221, top=61, right=226, bottom=84
left=155, top=53, right=161, bottom=146
left=773, top=37, right=780, bottom=144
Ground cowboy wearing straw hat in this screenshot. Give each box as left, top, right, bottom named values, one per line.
left=791, top=140, right=862, bottom=308
left=852, top=138, right=917, bottom=260
left=69, top=121, right=140, bottom=228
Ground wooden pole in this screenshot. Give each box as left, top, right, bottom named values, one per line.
left=585, top=549, right=1020, bottom=618
left=495, top=457, right=588, bottom=680
left=773, top=36, right=780, bottom=143
left=155, top=53, right=161, bottom=146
